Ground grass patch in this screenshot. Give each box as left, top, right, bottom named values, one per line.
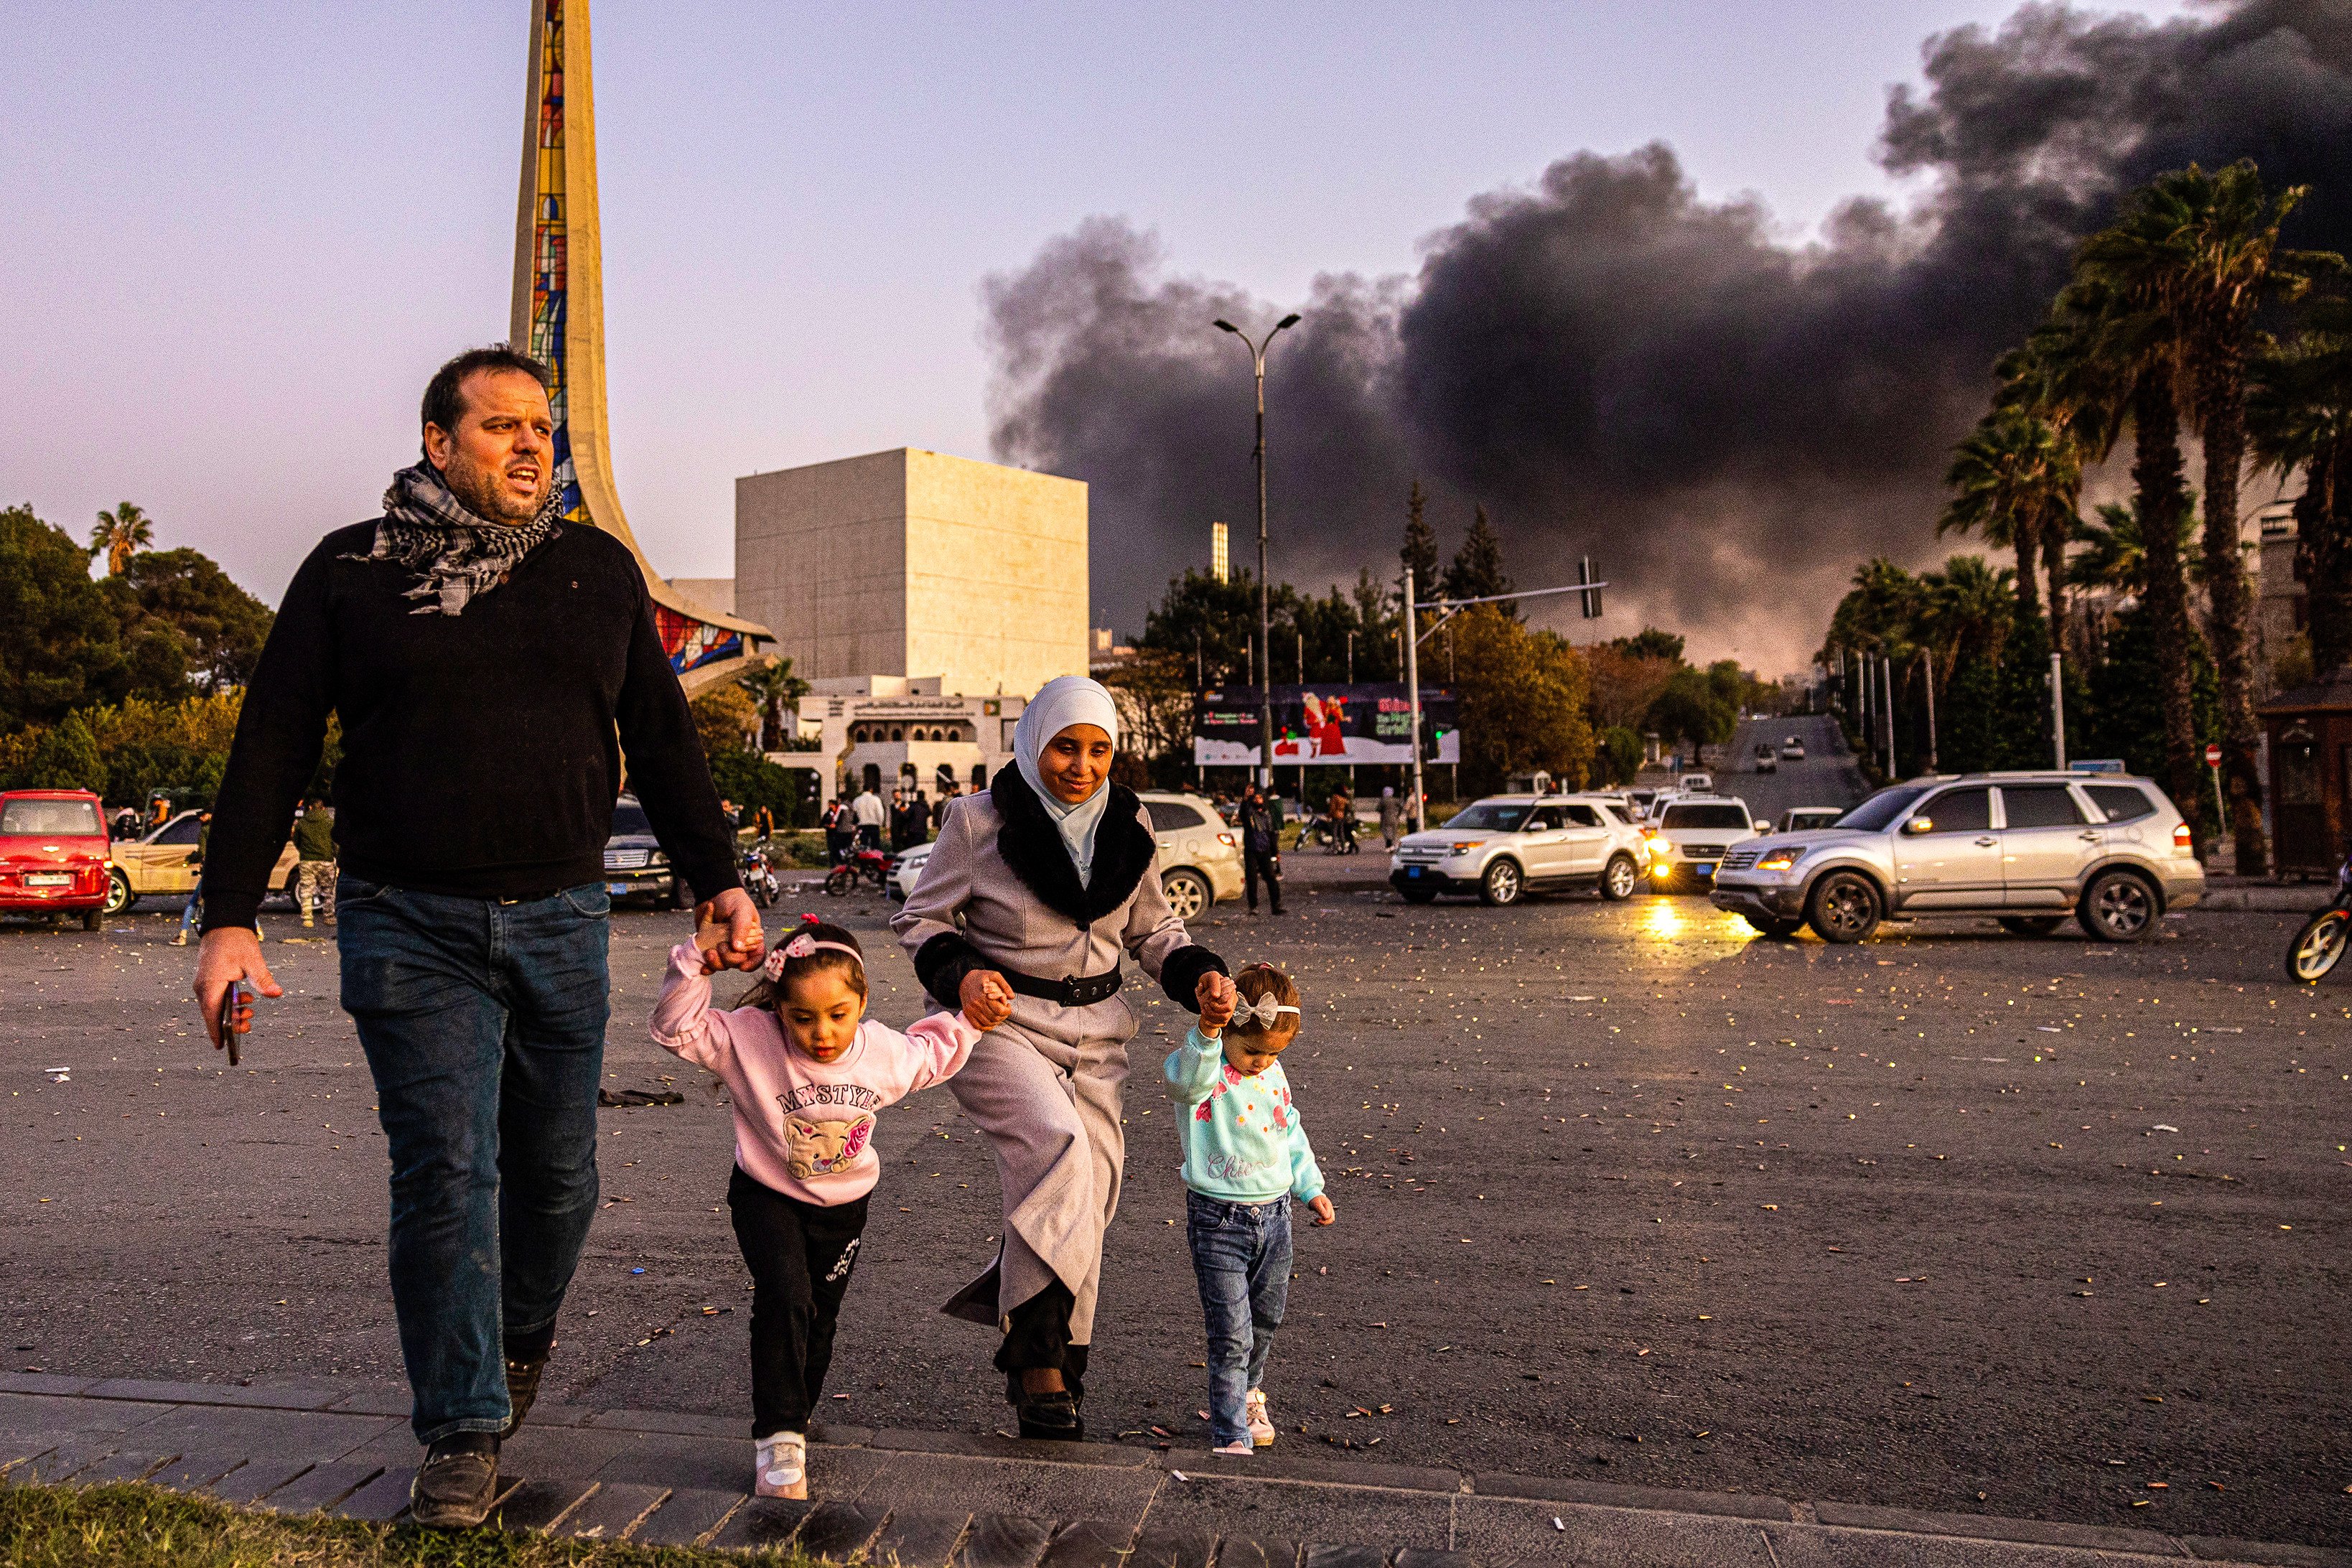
left=0, top=1482, right=813, bottom=1568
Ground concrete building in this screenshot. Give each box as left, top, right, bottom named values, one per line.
left=2256, top=498, right=2307, bottom=695
left=736, top=448, right=1087, bottom=698
left=777, top=678, right=1029, bottom=806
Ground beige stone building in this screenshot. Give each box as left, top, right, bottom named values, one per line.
left=736, top=448, right=1088, bottom=697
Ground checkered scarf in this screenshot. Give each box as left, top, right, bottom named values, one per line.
left=350, top=462, right=564, bottom=616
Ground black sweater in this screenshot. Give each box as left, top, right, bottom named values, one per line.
left=201, top=519, right=739, bottom=930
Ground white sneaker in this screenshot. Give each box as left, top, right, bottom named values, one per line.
left=755, top=1431, right=808, bottom=1498
left=1244, top=1389, right=1275, bottom=1448
left=1210, top=1439, right=1254, bottom=1456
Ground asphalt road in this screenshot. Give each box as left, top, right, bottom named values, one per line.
left=1710, top=711, right=1870, bottom=828
left=3, top=886, right=2348, bottom=1546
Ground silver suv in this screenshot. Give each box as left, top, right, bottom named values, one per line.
left=1391, top=793, right=1648, bottom=906
left=1709, top=772, right=2203, bottom=943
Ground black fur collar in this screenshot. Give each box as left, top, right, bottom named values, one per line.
left=991, top=767, right=1157, bottom=928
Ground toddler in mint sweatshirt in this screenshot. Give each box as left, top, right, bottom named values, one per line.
left=1163, top=963, right=1333, bottom=1455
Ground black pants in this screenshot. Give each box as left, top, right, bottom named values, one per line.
left=728, top=1166, right=868, bottom=1438
left=1245, top=850, right=1284, bottom=913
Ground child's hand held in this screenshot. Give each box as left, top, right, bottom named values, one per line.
left=1196, top=970, right=1238, bottom=1030
left=961, top=969, right=1014, bottom=1031
left=1308, top=1194, right=1336, bottom=1226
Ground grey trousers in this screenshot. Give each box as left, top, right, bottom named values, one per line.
left=943, top=1022, right=1129, bottom=1349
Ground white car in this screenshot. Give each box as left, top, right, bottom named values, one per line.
left=887, top=789, right=1241, bottom=920
left=1389, top=793, right=1648, bottom=906
left=1677, top=772, right=1715, bottom=794
left=1643, top=795, right=1763, bottom=891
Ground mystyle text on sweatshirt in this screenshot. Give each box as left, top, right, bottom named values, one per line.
left=650, top=942, right=977, bottom=1205
left=1162, top=1026, right=1325, bottom=1204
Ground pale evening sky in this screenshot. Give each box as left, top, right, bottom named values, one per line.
left=1, top=0, right=2184, bottom=635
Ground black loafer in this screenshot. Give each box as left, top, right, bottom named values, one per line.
left=410, top=1434, right=499, bottom=1529
left=1015, top=1389, right=1083, bottom=1441
left=501, top=1353, right=548, bottom=1440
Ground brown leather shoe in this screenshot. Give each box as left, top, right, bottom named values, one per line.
left=500, top=1353, right=548, bottom=1440
left=410, top=1434, right=498, bottom=1528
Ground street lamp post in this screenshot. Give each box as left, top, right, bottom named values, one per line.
left=1215, top=312, right=1300, bottom=792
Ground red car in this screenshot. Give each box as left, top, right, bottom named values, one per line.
left=0, top=789, right=112, bottom=930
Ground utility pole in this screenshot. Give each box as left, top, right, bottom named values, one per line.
left=1921, top=653, right=1938, bottom=772
left=1214, top=313, right=1300, bottom=789
left=1404, top=566, right=1427, bottom=834
left=1345, top=629, right=1355, bottom=798
left=1882, top=655, right=1898, bottom=778
left=2049, top=650, right=2068, bottom=770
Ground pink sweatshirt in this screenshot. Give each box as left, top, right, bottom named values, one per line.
left=649, top=941, right=979, bottom=1205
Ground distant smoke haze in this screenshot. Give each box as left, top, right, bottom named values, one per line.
left=984, top=1, right=2352, bottom=675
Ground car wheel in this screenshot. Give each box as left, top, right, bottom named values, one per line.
left=2287, top=908, right=2348, bottom=984
left=103, top=867, right=135, bottom=915
left=1480, top=859, right=1525, bottom=907
left=2077, top=869, right=2158, bottom=942
left=1996, top=915, right=2063, bottom=937
left=81, top=909, right=102, bottom=932
left=1599, top=854, right=1638, bottom=902
left=1397, top=885, right=1438, bottom=905
left=1743, top=914, right=1801, bottom=940
left=1161, top=868, right=1210, bottom=921
left=1806, top=872, right=1881, bottom=943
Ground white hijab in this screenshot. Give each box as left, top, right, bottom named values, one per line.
left=1012, top=675, right=1121, bottom=886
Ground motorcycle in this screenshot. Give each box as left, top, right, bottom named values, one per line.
left=825, top=845, right=893, bottom=898
left=2285, top=850, right=2352, bottom=984
left=739, top=841, right=781, bottom=909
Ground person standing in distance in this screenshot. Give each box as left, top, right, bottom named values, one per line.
left=1238, top=781, right=1284, bottom=916
left=192, top=346, right=764, bottom=1529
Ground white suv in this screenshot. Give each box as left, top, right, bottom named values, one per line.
left=1643, top=795, right=1763, bottom=891
left=889, top=789, right=1241, bottom=919
left=1390, top=794, right=1648, bottom=906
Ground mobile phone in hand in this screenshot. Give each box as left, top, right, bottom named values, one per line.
left=219, top=981, right=247, bottom=1066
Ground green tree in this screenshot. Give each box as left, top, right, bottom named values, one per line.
left=1610, top=627, right=1685, bottom=662
left=689, top=684, right=758, bottom=762
left=1649, top=668, right=1736, bottom=754
left=0, top=505, right=130, bottom=731
left=1940, top=406, right=2076, bottom=625
left=24, top=712, right=106, bottom=793
left=2249, top=296, right=2352, bottom=679
left=2072, top=164, right=2338, bottom=863
left=1440, top=505, right=1513, bottom=613
left=1597, top=725, right=1643, bottom=786
left=105, top=547, right=273, bottom=692
left=89, top=502, right=155, bottom=577
left=1450, top=606, right=1591, bottom=795
left=1399, top=480, right=1439, bottom=601
left=736, top=655, right=812, bottom=752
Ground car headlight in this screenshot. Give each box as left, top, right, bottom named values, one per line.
left=1448, top=841, right=1480, bottom=854
left=1755, top=846, right=1808, bottom=872
left=1644, top=834, right=1668, bottom=857
left=649, top=851, right=669, bottom=867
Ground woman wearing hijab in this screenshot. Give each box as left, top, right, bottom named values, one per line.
left=893, top=676, right=1238, bottom=1439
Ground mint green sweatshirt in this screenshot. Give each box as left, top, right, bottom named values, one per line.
left=1162, top=1026, right=1325, bottom=1204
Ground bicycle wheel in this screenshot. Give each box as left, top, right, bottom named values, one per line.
left=2287, top=908, right=2348, bottom=984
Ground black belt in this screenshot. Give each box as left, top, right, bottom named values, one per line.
left=999, top=964, right=1124, bottom=1009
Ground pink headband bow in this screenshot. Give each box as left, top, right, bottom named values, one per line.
left=762, top=928, right=864, bottom=981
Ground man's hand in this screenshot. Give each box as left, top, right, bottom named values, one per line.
left=1196, top=970, right=1238, bottom=1031
left=1307, top=1194, right=1336, bottom=1226
left=694, top=887, right=765, bottom=972
left=961, top=971, right=1014, bottom=1032
left=194, top=928, right=283, bottom=1051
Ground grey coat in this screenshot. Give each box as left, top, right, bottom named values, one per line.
left=892, top=778, right=1225, bottom=1341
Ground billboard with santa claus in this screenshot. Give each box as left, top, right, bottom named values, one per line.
left=1191, top=683, right=1460, bottom=767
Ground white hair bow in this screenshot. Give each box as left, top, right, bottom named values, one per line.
left=1234, top=994, right=1301, bottom=1029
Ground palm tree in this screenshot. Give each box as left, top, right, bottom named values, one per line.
left=1940, top=406, right=2076, bottom=623
left=2036, top=267, right=2201, bottom=829
left=736, top=655, right=812, bottom=753
left=2075, top=162, right=2338, bottom=870
left=89, top=501, right=153, bottom=577
left=1917, top=555, right=2015, bottom=674
left=1990, top=338, right=2106, bottom=654
left=2249, top=297, right=2352, bottom=679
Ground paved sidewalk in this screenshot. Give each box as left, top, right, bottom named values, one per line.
left=1, top=1375, right=2342, bottom=1566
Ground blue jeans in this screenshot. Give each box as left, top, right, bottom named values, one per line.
left=1186, top=1190, right=1292, bottom=1446
left=337, top=875, right=611, bottom=1444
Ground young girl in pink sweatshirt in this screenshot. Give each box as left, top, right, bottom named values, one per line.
left=651, top=916, right=1011, bottom=1498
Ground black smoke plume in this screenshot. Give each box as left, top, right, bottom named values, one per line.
left=982, top=1, right=2352, bottom=672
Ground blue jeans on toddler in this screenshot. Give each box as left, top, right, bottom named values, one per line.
left=1186, top=1189, right=1292, bottom=1447
left=337, top=874, right=611, bottom=1444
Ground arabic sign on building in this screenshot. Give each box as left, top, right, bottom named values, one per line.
left=1193, top=683, right=1459, bottom=766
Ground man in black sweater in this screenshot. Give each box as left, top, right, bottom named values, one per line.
left=195, top=346, right=763, bottom=1527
